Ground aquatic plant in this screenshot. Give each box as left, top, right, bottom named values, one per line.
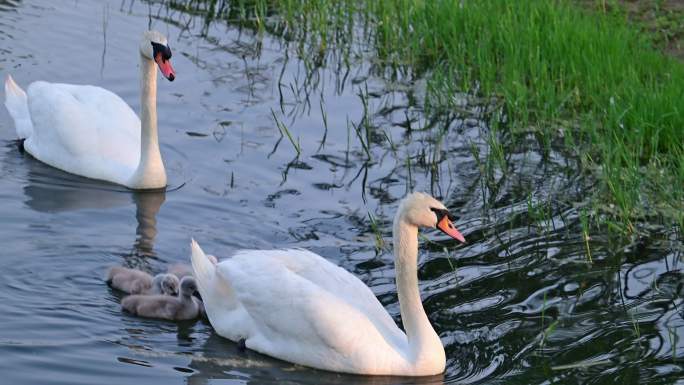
left=163, top=0, right=684, bottom=233
left=271, top=108, right=301, bottom=156
left=153, top=1, right=684, bottom=258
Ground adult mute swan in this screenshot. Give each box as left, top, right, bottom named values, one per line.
left=4, top=30, right=175, bottom=190
left=190, top=192, right=466, bottom=376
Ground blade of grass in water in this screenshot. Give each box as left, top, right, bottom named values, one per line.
left=271, top=108, right=301, bottom=156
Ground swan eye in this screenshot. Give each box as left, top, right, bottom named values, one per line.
left=151, top=42, right=172, bottom=61
left=430, top=207, right=456, bottom=221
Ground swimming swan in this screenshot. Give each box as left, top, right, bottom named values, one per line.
left=106, top=266, right=179, bottom=296
left=190, top=192, right=466, bottom=376
left=4, top=30, right=175, bottom=190
left=121, top=276, right=203, bottom=321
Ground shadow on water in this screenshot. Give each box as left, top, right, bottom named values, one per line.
left=183, top=333, right=445, bottom=385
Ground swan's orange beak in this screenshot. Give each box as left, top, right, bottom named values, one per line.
left=436, top=215, right=466, bottom=243
left=155, top=53, right=175, bottom=81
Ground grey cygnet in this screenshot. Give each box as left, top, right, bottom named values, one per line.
left=121, top=276, right=203, bottom=321
left=106, top=266, right=179, bottom=295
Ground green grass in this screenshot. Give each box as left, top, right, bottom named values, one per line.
left=366, top=0, right=684, bottom=227
left=165, top=0, right=684, bottom=231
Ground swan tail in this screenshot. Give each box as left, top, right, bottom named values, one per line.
left=190, top=239, right=236, bottom=326
left=4, top=75, right=32, bottom=139
left=190, top=239, right=229, bottom=304
left=190, top=239, right=216, bottom=289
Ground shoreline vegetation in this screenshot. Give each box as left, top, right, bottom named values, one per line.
left=164, top=0, right=683, bottom=238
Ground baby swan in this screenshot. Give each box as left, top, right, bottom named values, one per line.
left=106, top=266, right=178, bottom=295
left=121, top=276, right=203, bottom=321
left=150, top=273, right=180, bottom=296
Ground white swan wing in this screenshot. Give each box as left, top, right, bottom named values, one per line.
left=215, top=252, right=408, bottom=374
left=24, top=81, right=140, bottom=184
left=233, top=249, right=403, bottom=337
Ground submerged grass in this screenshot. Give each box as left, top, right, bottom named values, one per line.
left=165, top=0, right=684, bottom=231
left=271, top=108, right=301, bottom=156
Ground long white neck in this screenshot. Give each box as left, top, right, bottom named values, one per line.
left=392, top=213, right=446, bottom=372
left=127, top=53, right=167, bottom=189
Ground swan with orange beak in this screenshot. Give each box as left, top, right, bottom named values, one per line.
left=191, top=192, right=468, bottom=376
left=4, top=30, right=178, bottom=189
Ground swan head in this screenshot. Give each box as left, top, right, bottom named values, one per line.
left=152, top=273, right=180, bottom=296
left=161, top=274, right=180, bottom=296
left=179, top=276, right=198, bottom=297
left=399, top=192, right=465, bottom=242
left=140, top=30, right=175, bottom=81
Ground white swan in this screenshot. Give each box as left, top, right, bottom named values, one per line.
left=190, top=192, right=466, bottom=376
left=3, top=30, right=175, bottom=190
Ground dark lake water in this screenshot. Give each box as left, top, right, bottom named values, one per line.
left=0, top=0, right=682, bottom=383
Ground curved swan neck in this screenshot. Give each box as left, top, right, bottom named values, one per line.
left=128, top=53, right=166, bottom=189
left=392, top=212, right=445, bottom=367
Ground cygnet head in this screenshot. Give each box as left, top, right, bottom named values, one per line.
left=152, top=273, right=179, bottom=295
left=161, top=274, right=179, bottom=296
left=397, top=192, right=466, bottom=242
left=139, top=30, right=175, bottom=81
left=179, top=276, right=198, bottom=298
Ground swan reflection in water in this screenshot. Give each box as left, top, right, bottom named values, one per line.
left=178, top=332, right=445, bottom=385
left=21, top=152, right=166, bottom=262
